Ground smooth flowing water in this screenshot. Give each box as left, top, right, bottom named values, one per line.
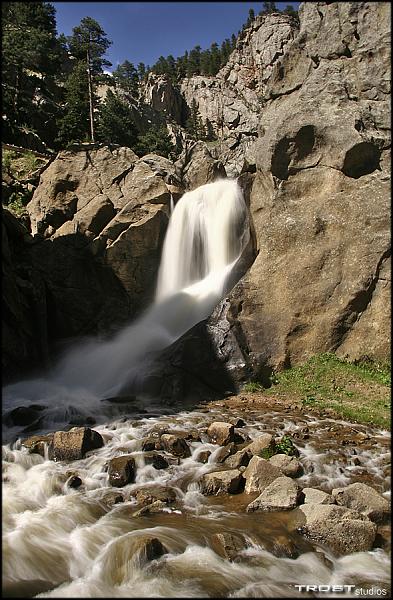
left=3, top=179, right=249, bottom=438
left=2, top=180, right=390, bottom=598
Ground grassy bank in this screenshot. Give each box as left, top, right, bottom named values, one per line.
left=244, top=353, right=391, bottom=429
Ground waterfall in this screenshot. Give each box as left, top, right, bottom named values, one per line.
left=3, top=179, right=249, bottom=417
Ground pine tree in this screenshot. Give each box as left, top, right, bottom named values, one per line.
left=2, top=1, right=63, bottom=145
left=56, top=61, right=90, bottom=146
left=185, top=98, right=206, bottom=140
left=283, top=5, right=298, bottom=19
left=135, top=125, right=175, bottom=158
left=67, top=17, right=112, bottom=142
left=247, top=8, right=255, bottom=27
left=137, top=62, right=146, bottom=81
left=113, top=60, right=139, bottom=96
left=261, top=2, right=277, bottom=14
left=97, top=89, right=138, bottom=148
left=204, top=118, right=216, bottom=142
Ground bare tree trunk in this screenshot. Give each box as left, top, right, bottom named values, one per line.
left=86, top=47, right=95, bottom=142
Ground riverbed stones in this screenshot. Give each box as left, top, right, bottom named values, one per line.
left=246, top=476, right=302, bottom=512
left=133, top=484, right=177, bottom=506
left=108, top=455, right=136, bottom=487
left=245, top=433, right=276, bottom=457
left=143, top=452, right=169, bottom=470
left=295, top=504, right=377, bottom=555
left=268, top=454, right=304, bottom=478
left=332, top=483, right=390, bottom=524
left=200, top=469, right=245, bottom=495
left=302, top=488, right=336, bottom=505
left=211, top=532, right=247, bottom=561
left=21, top=433, right=54, bottom=457
left=48, top=427, right=104, bottom=461
left=160, top=433, right=191, bottom=457
left=196, top=450, right=211, bottom=463
left=243, top=456, right=282, bottom=493
left=224, top=447, right=252, bottom=469
left=207, top=421, right=235, bottom=446
left=215, top=443, right=236, bottom=463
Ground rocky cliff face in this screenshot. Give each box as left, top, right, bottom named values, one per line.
left=3, top=2, right=390, bottom=390
left=208, top=1, right=391, bottom=383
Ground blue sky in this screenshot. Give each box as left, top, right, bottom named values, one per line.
left=53, top=2, right=300, bottom=70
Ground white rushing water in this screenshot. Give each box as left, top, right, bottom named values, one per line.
left=3, top=179, right=250, bottom=430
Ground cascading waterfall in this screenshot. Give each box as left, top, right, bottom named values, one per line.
left=3, top=179, right=250, bottom=429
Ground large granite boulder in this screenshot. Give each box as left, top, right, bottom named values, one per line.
left=332, top=482, right=390, bottom=523
left=208, top=1, right=391, bottom=378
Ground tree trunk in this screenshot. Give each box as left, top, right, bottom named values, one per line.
left=87, top=47, right=95, bottom=143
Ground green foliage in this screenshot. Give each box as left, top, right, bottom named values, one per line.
left=260, top=2, right=277, bottom=14
left=275, top=435, right=297, bottom=456
left=97, top=89, right=138, bottom=148
left=185, top=98, right=206, bottom=140
left=243, top=381, right=264, bottom=393
left=266, top=353, right=391, bottom=428
left=67, top=16, right=111, bottom=74
left=56, top=61, right=90, bottom=145
left=113, top=60, right=139, bottom=96
left=135, top=125, right=175, bottom=158
left=258, top=446, right=275, bottom=459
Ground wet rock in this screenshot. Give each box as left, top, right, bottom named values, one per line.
left=233, top=431, right=250, bottom=444
left=48, top=427, right=104, bottom=461
left=207, top=421, right=235, bottom=446
left=224, top=447, right=252, bottom=469
left=265, top=535, right=301, bottom=559
left=332, top=483, right=390, bottom=524
left=246, top=476, right=302, bottom=512
left=108, top=455, right=136, bottom=487
left=133, top=485, right=177, bottom=506
left=21, top=433, right=54, bottom=457
left=4, top=404, right=47, bottom=427
left=129, top=535, right=168, bottom=566
left=200, top=469, right=245, bottom=495
left=211, top=532, right=247, bottom=561
left=245, top=433, right=276, bottom=458
left=101, top=491, right=125, bottom=508
left=141, top=437, right=159, bottom=451
left=231, top=418, right=246, bottom=428
left=295, top=503, right=377, bottom=556
left=196, top=450, right=211, bottom=463
left=160, top=433, right=191, bottom=458
left=143, top=452, right=169, bottom=470
left=268, top=454, right=304, bottom=478
left=215, top=443, right=236, bottom=463
left=302, top=488, right=336, bottom=505
left=243, top=456, right=282, bottom=493
left=67, top=475, right=82, bottom=489
left=133, top=500, right=173, bottom=517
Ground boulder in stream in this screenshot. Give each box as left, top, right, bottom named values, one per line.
left=160, top=433, right=191, bottom=457
left=295, top=503, right=377, bottom=555
left=21, top=433, right=54, bottom=457
left=332, top=482, right=390, bottom=524
left=108, top=455, right=136, bottom=487
left=246, top=476, right=303, bottom=512
left=48, top=427, right=104, bottom=461
left=268, top=454, right=304, bottom=478
left=302, top=488, right=336, bottom=505
left=207, top=421, right=235, bottom=446
left=243, top=456, right=282, bottom=493
left=211, top=531, right=248, bottom=561
left=200, top=469, right=245, bottom=495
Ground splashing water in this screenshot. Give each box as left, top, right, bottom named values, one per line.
left=3, top=179, right=250, bottom=424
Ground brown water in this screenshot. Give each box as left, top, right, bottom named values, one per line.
left=2, top=400, right=391, bottom=598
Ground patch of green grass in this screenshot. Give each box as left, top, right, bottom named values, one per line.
left=275, top=435, right=298, bottom=456
left=245, top=353, right=391, bottom=429
left=243, top=381, right=265, bottom=393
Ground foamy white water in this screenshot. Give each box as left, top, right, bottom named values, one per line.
left=3, top=179, right=249, bottom=418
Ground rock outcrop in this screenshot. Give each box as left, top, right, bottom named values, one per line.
left=208, top=1, right=391, bottom=379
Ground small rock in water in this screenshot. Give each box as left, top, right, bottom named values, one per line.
left=160, top=433, right=191, bottom=457
left=68, top=475, right=82, bottom=489
left=141, top=437, right=159, bottom=451
left=200, top=469, right=244, bottom=495
left=224, top=447, right=252, bottom=469
left=211, top=531, right=247, bottom=561
left=108, top=455, right=136, bottom=487
left=268, top=454, right=304, bottom=478
left=133, top=499, right=172, bottom=517
left=215, top=443, right=236, bottom=463
left=196, top=450, right=211, bottom=463
left=207, top=422, right=235, bottom=446
left=245, top=433, right=276, bottom=458
left=246, top=476, right=302, bottom=512
left=143, top=452, right=169, bottom=470
left=21, top=433, right=53, bottom=457
left=133, top=485, right=177, bottom=506
left=4, top=404, right=47, bottom=427
left=302, top=488, right=335, bottom=505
